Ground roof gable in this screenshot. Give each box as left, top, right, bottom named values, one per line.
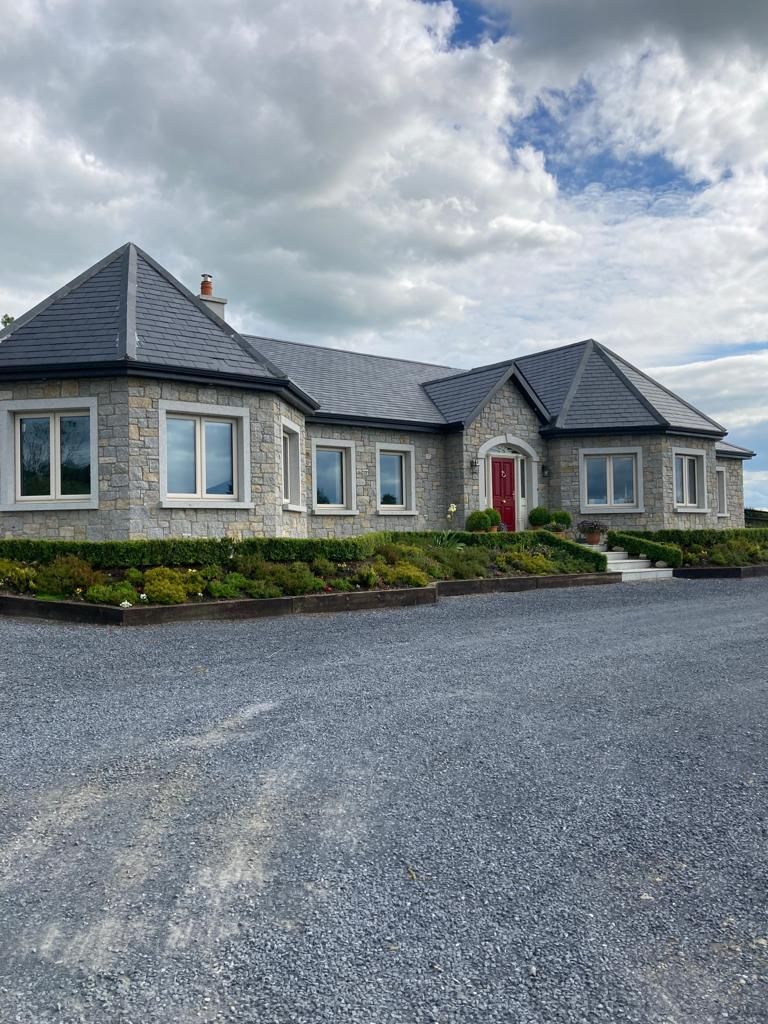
left=422, top=362, right=515, bottom=425
left=514, top=341, right=588, bottom=420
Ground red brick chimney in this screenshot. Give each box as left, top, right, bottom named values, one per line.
left=198, top=273, right=227, bottom=320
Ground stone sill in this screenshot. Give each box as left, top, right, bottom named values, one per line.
left=0, top=499, right=99, bottom=512
left=160, top=500, right=254, bottom=510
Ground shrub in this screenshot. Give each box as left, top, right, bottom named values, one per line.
left=379, top=562, right=431, bottom=588
left=85, top=582, right=139, bottom=606
left=206, top=574, right=249, bottom=600
left=35, top=555, right=103, bottom=597
left=709, top=539, right=768, bottom=567
left=465, top=510, right=492, bottom=532
left=310, top=556, right=336, bottom=578
left=327, top=577, right=355, bottom=592
left=549, top=509, right=572, bottom=529
left=486, top=508, right=502, bottom=528
left=433, top=547, right=489, bottom=579
left=354, top=567, right=380, bottom=588
left=241, top=579, right=282, bottom=599
left=142, top=567, right=189, bottom=605
left=267, top=561, right=325, bottom=596
left=124, top=567, right=144, bottom=587
left=499, top=551, right=558, bottom=575
left=606, top=531, right=683, bottom=568
left=528, top=506, right=550, bottom=528
left=0, top=558, right=36, bottom=593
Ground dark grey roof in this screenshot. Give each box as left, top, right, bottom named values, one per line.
left=515, top=339, right=726, bottom=437
left=1, top=243, right=732, bottom=440
left=715, top=440, right=755, bottom=459
left=249, top=335, right=456, bottom=424
left=422, top=361, right=515, bottom=425
left=0, top=244, right=319, bottom=409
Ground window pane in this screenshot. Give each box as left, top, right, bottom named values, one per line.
left=282, top=433, right=290, bottom=500
left=717, top=471, right=726, bottom=514
left=675, top=456, right=685, bottom=504
left=687, top=457, right=698, bottom=506
left=205, top=420, right=234, bottom=496
left=585, top=456, right=608, bottom=504
left=59, top=415, right=91, bottom=495
left=316, top=449, right=344, bottom=505
left=19, top=417, right=51, bottom=496
left=611, top=455, right=635, bottom=505
left=379, top=453, right=404, bottom=505
left=167, top=418, right=197, bottom=494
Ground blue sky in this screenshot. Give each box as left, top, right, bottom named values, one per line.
left=0, top=0, right=766, bottom=505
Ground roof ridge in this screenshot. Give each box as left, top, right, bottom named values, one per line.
left=592, top=341, right=668, bottom=428
left=600, top=344, right=726, bottom=434
left=515, top=338, right=594, bottom=362
left=247, top=333, right=459, bottom=373
left=0, top=242, right=130, bottom=346
left=555, top=339, right=593, bottom=428
left=117, top=243, right=138, bottom=361
left=424, top=357, right=515, bottom=386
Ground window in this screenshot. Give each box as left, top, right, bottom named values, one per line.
left=166, top=416, right=235, bottom=498
left=376, top=443, right=416, bottom=514
left=673, top=449, right=707, bottom=511
left=281, top=418, right=303, bottom=509
left=312, top=439, right=356, bottom=514
left=716, top=467, right=727, bottom=516
left=579, top=448, right=643, bottom=512
left=159, top=400, right=251, bottom=508
left=0, top=398, right=98, bottom=511
left=518, top=459, right=526, bottom=500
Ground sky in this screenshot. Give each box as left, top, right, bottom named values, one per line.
left=1, top=0, right=766, bottom=506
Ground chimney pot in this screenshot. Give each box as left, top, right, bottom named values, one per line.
left=200, top=273, right=213, bottom=297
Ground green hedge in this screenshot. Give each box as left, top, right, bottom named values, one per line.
left=624, top=527, right=768, bottom=549
left=607, top=531, right=683, bottom=568
left=400, top=529, right=608, bottom=572
left=0, top=533, right=385, bottom=569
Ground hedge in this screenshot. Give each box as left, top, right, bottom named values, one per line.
left=401, top=529, right=608, bottom=572
left=607, top=531, right=683, bottom=568
left=0, top=533, right=386, bottom=569
left=623, top=527, right=768, bottom=550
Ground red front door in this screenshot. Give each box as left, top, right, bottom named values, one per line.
left=491, top=458, right=516, bottom=531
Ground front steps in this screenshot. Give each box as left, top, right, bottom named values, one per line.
left=585, top=545, right=676, bottom=583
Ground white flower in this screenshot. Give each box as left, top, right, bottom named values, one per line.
left=119, top=600, right=133, bottom=609
left=196, top=591, right=203, bottom=598
left=139, top=593, right=148, bottom=601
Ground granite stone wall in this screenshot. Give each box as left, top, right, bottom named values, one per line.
left=716, top=458, right=746, bottom=528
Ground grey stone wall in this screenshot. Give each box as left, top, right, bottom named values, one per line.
left=305, top=423, right=448, bottom=537
left=716, top=458, right=746, bottom=528
left=0, top=378, right=131, bottom=541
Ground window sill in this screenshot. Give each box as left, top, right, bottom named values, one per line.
left=717, top=512, right=728, bottom=518
left=579, top=506, right=644, bottom=515
left=312, top=508, right=358, bottom=516
left=282, top=503, right=307, bottom=514
left=0, top=499, right=99, bottom=512
left=160, top=499, right=254, bottom=510
left=377, top=508, right=419, bottom=516
left=674, top=506, right=710, bottom=514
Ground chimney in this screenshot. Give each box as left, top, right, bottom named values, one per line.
left=198, top=273, right=227, bottom=320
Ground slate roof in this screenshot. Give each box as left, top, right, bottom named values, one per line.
left=250, top=336, right=457, bottom=425
left=0, top=243, right=317, bottom=410
left=715, top=440, right=755, bottom=459
left=1, top=243, right=733, bottom=441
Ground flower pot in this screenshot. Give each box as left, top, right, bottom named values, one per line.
left=489, top=525, right=499, bottom=533
left=584, top=531, right=601, bottom=545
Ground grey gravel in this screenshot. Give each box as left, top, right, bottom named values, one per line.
left=1, top=578, right=767, bottom=1024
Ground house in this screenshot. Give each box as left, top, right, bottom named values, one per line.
left=0, top=243, right=754, bottom=542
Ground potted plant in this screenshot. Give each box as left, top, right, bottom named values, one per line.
left=486, top=508, right=502, bottom=532
left=528, top=506, right=550, bottom=529
left=465, top=509, right=492, bottom=532
left=579, top=519, right=608, bottom=545
left=548, top=509, right=572, bottom=533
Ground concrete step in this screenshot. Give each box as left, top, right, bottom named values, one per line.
left=610, top=558, right=652, bottom=571
left=620, top=567, right=675, bottom=582
left=604, top=550, right=628, bottom=561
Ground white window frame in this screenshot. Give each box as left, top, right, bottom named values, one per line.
left=672, top=447, right=708, bottom=513
left=578, top=447, right=644, bottom=514
left=311, top=438, right=357, bottom=515
left=0, top=397, right=99, bottom=512
left=159, top=400, right=252, bottom=509
left=716, top=465, right=728, bottom=517
left=281, top=417, right=304, bottom=512
left=375, top=442, right=417, bottom=516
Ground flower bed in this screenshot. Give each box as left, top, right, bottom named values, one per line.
left=621, top=528, right=768, bottom=568
left=0, top=530, right=606, bottom=608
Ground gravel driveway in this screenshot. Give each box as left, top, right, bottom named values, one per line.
left=1, top=578, right=767, bottom=1024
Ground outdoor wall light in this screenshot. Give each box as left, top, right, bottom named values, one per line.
left=541, top=464, right=550, bottom=478
left=469, top=458, right=479, bottom=474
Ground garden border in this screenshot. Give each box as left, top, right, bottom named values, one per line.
left=0, top=572, right=622, bottom=626
left=673, top=565, right=768, bottom=580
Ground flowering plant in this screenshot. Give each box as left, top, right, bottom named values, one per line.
left=447, top=502, right=457, bottom=521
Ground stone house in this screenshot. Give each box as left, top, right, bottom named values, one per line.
left=0, top=243, right=754, bottom=541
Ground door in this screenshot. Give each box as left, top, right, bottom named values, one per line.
left=491, top=457, right=516, bottom=531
